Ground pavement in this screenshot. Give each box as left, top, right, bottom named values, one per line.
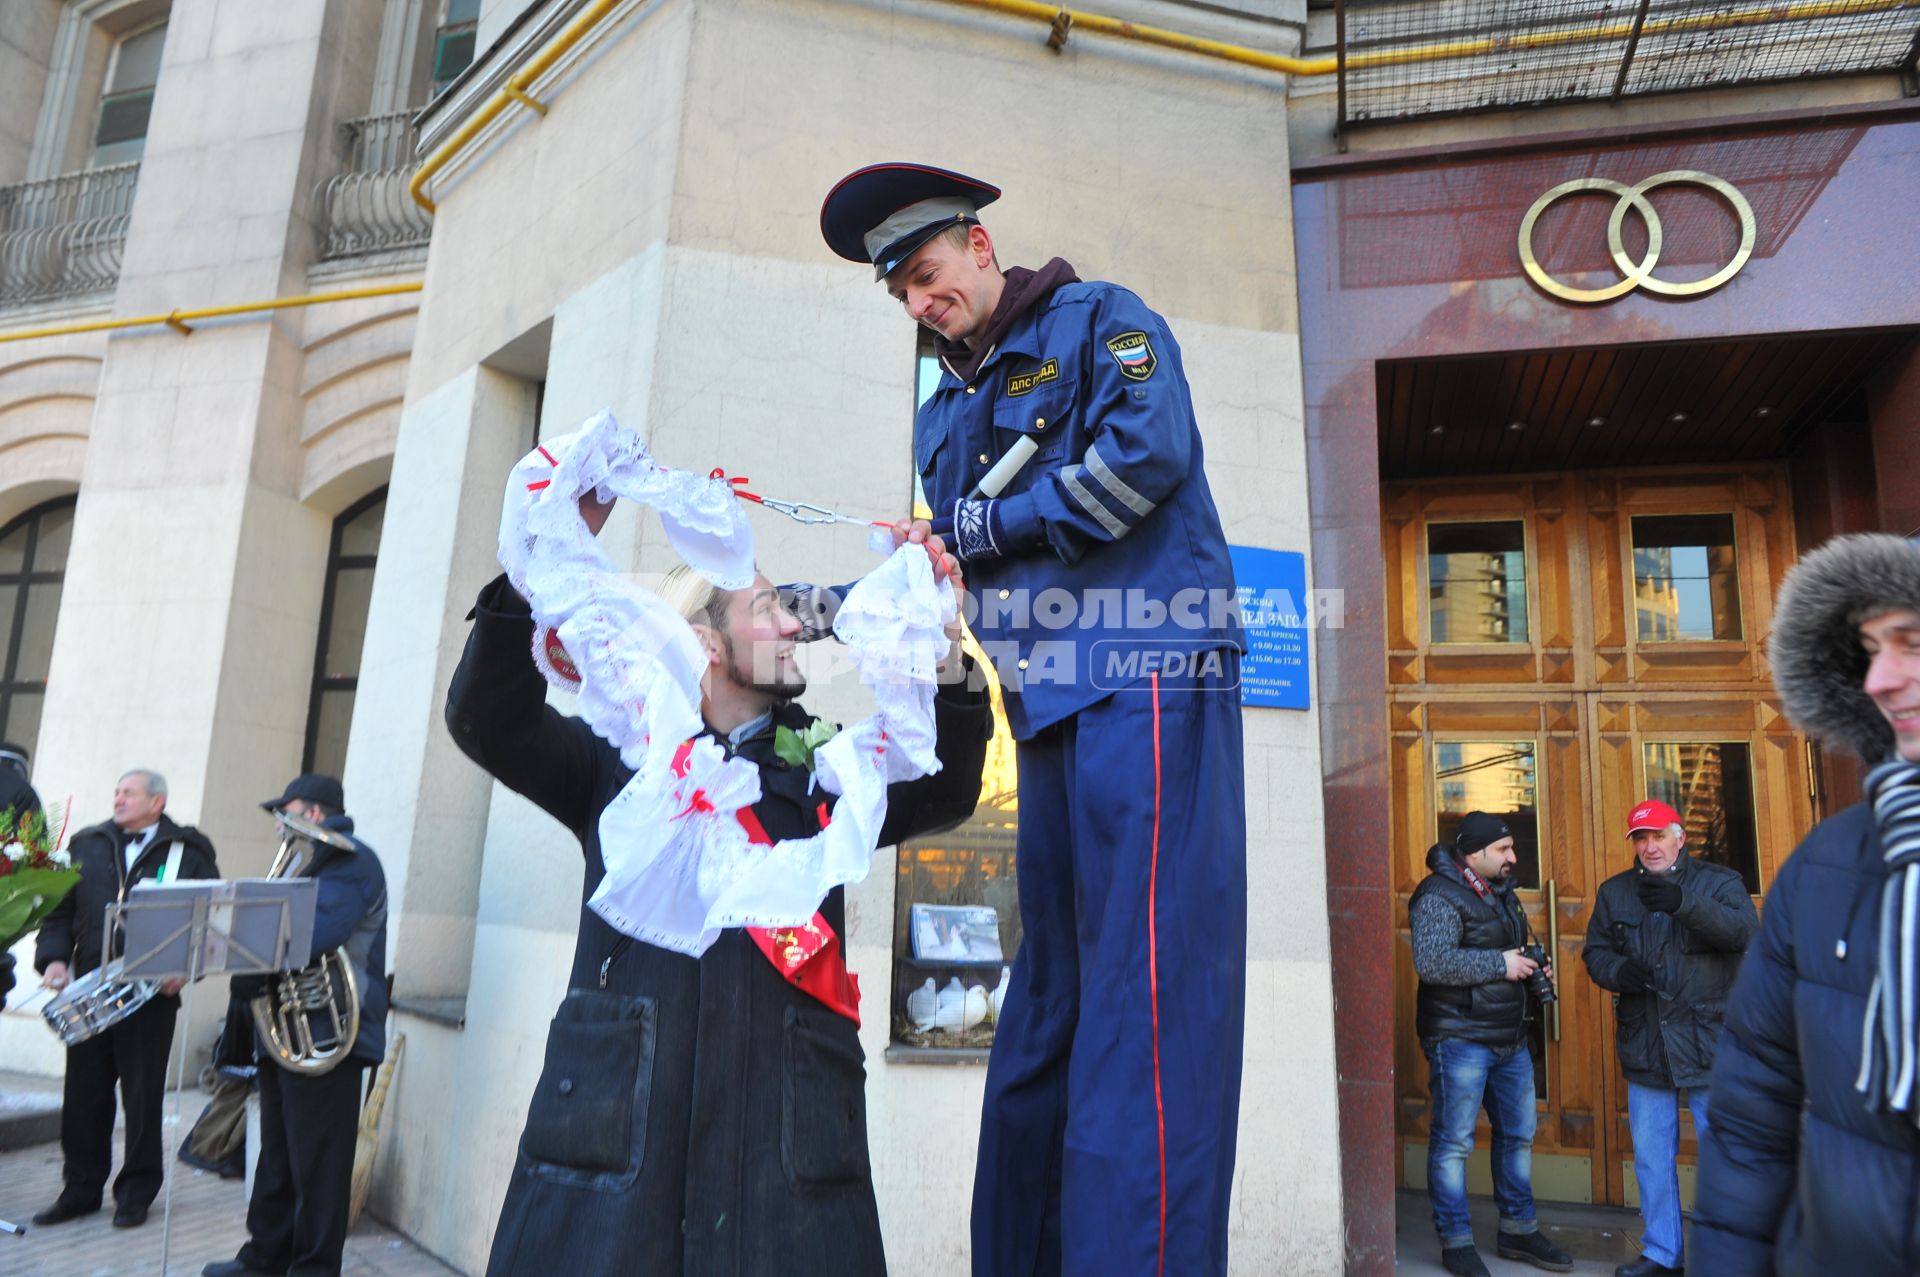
left=0, top=1071, right=457, bottom=1277
left=0, top=1066, right=1668, bottom=1276
left=1395, top=1188, right=1667, bottom=1275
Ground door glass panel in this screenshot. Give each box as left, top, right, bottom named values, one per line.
left=1427, top=521, right=1529, bottom=645
left=1642, top=741, right=1761, bottom=894
left=1433, top=739, right=1541, bottom=890
left=1631, top=514, right=1742, bottom=642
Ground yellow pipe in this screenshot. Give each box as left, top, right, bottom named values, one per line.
left=0, top=281, right=424, bottom=345
left=409, top=0, right=624, bottom=212
left=933, top=0, right=1916, bottom=75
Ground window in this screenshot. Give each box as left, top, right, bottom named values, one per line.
left=0, top=498, right=76, bottom=758
left=1433, top=739, right=1541, bottom=890
left=1427, top=521, right=1529, bottom=645
left=303, top=490, right=386, bottom=776
left=1631, top=514, right=1742, bottom=642
left=1642, top=741, right=1761, bottom=894
left=92, top=21, right=167, bottom=167
left=431, top=0, right=480, bottom=95
left=892, top=339, right=1021, bottom=1053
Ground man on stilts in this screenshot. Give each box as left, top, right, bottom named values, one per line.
left=821, top=163, right=1248, bottom=1277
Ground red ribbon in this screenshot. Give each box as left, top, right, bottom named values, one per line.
left=667, top=739, right=861, bottom=1024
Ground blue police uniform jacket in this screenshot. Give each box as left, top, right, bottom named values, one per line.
left=915, top=280, right=1241, bottom=740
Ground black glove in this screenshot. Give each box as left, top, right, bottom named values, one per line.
left=1615, top=957, right=1656, bottom=993
left=1637, top=870, right=1683, bottom=914
left=928, top=498, right=1005, bottom=563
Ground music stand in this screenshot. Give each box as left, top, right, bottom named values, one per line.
left=110, top=878, right=317, bottom=1274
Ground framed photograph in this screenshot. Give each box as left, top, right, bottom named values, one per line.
left=909, top=903, right=1004, bottom=965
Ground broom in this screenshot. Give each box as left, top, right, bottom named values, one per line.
left=348, top=1033, right=405, bottom=1227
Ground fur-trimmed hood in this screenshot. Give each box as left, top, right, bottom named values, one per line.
left=1769, top=532, right=1920, bottom=762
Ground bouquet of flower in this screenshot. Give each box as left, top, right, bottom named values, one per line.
left=0, top=802, right=79, bottom=955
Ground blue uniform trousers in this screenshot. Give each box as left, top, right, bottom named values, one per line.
left=971, top=667, right=1246, bottom=1277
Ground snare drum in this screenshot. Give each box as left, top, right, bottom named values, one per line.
left=41, top=960, right=160, bottom=1046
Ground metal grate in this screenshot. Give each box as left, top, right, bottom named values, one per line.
left=314, top=112, right=432, bottom=261
left=0, top=163, right=140, bottom=307
left=1333, top=0, right=1920, bottom=128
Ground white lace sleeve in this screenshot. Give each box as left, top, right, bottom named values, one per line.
left=497, top=411, right=953, bottom=955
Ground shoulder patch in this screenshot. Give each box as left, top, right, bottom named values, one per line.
left=1105, top=331, right=1156, bottom=381
left=1006, top=357, right=1060, bottom=398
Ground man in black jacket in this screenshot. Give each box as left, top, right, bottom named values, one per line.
left=1409, top=811, right=1571, bottom=1277
left=32, top=769, right=218, bottom=1229
left=1694, top=533, right=1920, bottom=1275
left=1584, top=798, right=1757, bottom=1277
left=0, top=740, right=44, bottom=833
left=446, top=493, right=990, bottom=1277
left=0, top=740, right=43, bottom=1012
left=202, top=772, right=389, bottom=1277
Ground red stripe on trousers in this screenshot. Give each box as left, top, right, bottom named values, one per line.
left=1149, top=671, right=1167, bottom=1277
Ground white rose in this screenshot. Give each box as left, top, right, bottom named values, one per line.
left=0, top=842, right=23, bottom=863
left=51, top=849, right=70, bottom=868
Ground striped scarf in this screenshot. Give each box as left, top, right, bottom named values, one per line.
left=1857, top=759, right=1920, bottom=1122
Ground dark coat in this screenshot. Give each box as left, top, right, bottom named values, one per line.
left=1694, top=804, right=1920, bottom=1275
left=446, top=574, right=992, bottom=1277
left=1410, top=844, right=1531, bottom=1049
left=1582, top=853, right=1756, bottom=1089
left=233, top=813, right=389, bottom=1069
left=35, top=815, right=218, bottom=989
left=0, top=767, right=43, bottom=834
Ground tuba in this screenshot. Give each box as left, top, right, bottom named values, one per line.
left=249, top=811, right=361, bottom=1076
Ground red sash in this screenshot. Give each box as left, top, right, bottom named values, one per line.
left=738, top=805, right=862, bottom=1026
left=665, top=740, right=861, bottom=1025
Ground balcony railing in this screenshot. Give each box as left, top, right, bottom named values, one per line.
left=316, top=111, right=432, bottom=261
left=0, top=163, right=140, bottom=308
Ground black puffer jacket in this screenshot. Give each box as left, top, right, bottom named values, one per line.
left=1694, top=533, right=1920, bottom=1275
left=1582, top=854, right=1756, bottom=1089
left=1410, top=844, right=1531, bottom=1048
left=34, top=815, right=219, bottom=988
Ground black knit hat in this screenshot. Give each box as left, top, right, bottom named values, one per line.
left=1453, top=811, right=1512, bottom=857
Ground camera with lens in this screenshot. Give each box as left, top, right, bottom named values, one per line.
left=1519, top=942, right=1556, bottom=1005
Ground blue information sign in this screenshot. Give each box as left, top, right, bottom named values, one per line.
left=1229, top=545, right=1311, bottom=709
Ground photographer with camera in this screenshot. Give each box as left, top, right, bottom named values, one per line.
left=1410, top=811, right=1572, bottom=1277
left=1583, top=799, right=1757, bottom=1277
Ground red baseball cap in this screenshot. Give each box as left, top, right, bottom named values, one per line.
left=1625, top=799, right=1682, bottom=835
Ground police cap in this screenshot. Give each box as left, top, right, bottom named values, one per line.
left=820, top=162, right=1001, bottom=280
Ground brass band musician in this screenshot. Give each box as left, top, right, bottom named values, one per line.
left=202, top=773, right=388, bottom=1277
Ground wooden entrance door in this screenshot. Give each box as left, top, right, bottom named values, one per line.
left=1385, top=466, right=1813, bottom=1207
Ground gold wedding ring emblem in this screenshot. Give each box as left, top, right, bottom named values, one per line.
left=1518, top=170, right=1756, bottom=303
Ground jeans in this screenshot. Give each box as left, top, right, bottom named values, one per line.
left=1425, top=1037, right=1539, bottom=1248
left=1627, top=1082, right=1709, bottom=1268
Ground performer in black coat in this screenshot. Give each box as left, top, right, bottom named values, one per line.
left=447, top=493, right=990, bottom=1277
left=32, top=769, right=218, bottom=1229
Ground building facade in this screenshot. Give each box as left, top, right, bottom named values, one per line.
left=0, top=1, right=1915, bottom=1274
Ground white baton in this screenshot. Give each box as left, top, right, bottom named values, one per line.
left=970, top=435, right=1040, bottom=500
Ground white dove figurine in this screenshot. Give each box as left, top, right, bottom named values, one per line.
left=988, top=965, right=1011, bottom=1023
left=931, top=976, right=970, bottom=1031
left=906, top=977, right=938, bottom=1032
left=963, top=983, right=991, bottom=1031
